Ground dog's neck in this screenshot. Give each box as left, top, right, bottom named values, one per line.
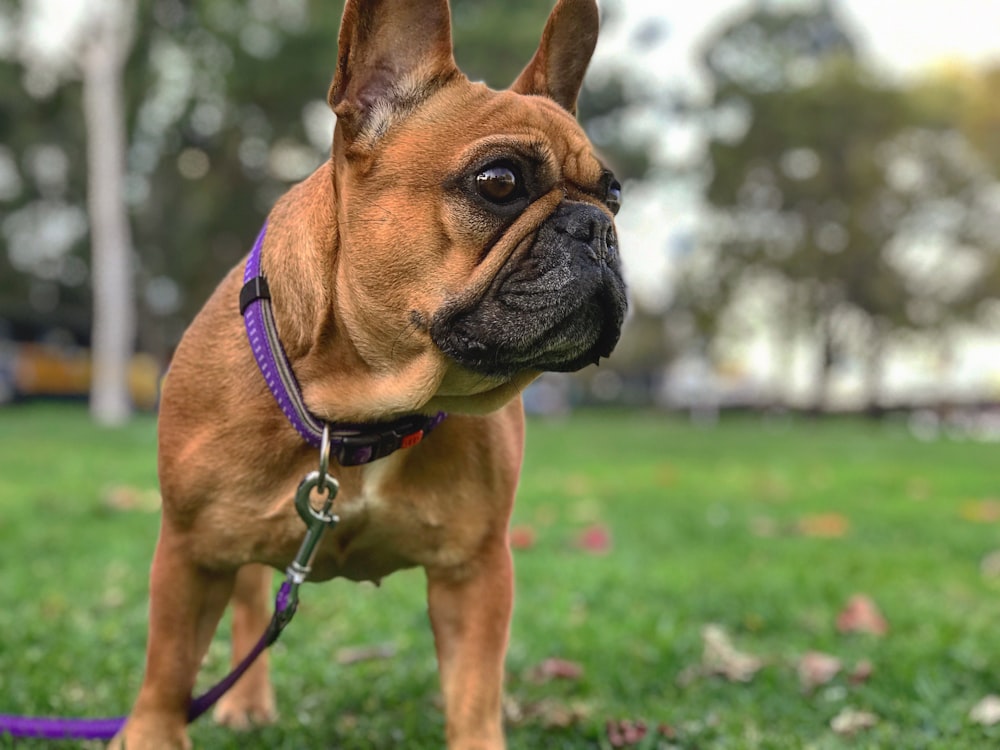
left=254, top=162, right=444, bottom=422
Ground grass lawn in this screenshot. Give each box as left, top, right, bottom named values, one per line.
left=1, top=403, right=999, bottom=749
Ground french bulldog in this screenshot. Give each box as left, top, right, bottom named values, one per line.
left=113, top=0, right=626, bottom=747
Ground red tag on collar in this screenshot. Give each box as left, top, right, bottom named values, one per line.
left=401, top=430, right=424, bottom=449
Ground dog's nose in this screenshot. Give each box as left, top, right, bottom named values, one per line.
left=555, top=203, right=617, bottom=263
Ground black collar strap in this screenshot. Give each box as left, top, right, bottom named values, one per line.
left=239, top=223, right=446, bottom=466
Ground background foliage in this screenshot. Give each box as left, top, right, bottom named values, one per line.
left=2, top=0, right=997, bottom=414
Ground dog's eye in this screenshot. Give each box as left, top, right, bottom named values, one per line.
left=606, top=179, right=622, bottom=215
left=476, top=163, right=524, bottom=204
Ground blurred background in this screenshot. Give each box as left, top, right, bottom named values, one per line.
left=0, top=0, right=998, bottom=431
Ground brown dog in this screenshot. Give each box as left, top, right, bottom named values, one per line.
left=113, top=0, right=626, bottom=747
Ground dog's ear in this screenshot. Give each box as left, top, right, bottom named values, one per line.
left=510, top=0, right=599, bottom=115
left=329, top=0, right=459, bottom=147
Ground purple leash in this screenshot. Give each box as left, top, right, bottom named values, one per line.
left=0, top=581, right=298, bottom=741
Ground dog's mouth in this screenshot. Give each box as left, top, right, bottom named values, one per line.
left=432, top=280, right=623, bottom=378
left=430, top=203, right=627, bottom=379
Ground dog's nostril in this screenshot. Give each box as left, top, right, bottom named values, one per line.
left=604, top=226, right=617, bottom=259
left=555, top=204, right=615, bottom=259
left=584, top=224, right=616, bottom=263
left=452, top=323, right=486, bottom=352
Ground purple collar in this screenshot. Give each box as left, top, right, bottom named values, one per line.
left=239, top=224, right=445, bottom=466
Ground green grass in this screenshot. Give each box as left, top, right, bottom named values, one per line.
left=1, top=404, right=1000, bottom=748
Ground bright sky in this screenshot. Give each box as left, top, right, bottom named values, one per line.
left=601, top=0, right=1000, bottom=83
left=839, top=0, right=1000, bottom=75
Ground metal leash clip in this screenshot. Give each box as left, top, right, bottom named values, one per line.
left=287, top=424, right=340, bottom=590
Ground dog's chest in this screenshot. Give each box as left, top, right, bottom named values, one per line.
left=304, top=453, right=454, bottom=582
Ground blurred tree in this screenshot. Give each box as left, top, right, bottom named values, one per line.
left=957, top=65, right=1000, bottom=174
left=703, top=0, right=854, bottom=94
left=451, top=0, right=553, bottom=86
left=681, top=2, right=1000, bottom=412
left=950, top=66, right=1000, bottom=318
left=120, top=0, right=341, bottom=354
left=0, top=5, right=91, bottom=330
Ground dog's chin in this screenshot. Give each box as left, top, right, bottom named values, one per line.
left=428, top=370, right=540, bottom=415
left=432, top=299, right=622, bottom=381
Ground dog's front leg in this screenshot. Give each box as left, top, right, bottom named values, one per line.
left=427, top=537, right=513, bottom=750
left=111, top=523, right=235, bottom=750
left=213, top=563, right=278, bottom=729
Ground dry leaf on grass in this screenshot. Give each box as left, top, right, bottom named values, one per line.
left=796, top=513, right=850, bottom=538
left=509, top=525, right=536, bottom=550
left=656, top=465, right=678, bottom=487
left=905, top=478, right=931, bottom=501
left=564, top=474, right=594, bottom=497
left=698, top=624, right=764, bottom=683
left=570, top=496, right=603, bottom=523
left=959, top=499, right=1000, bottom=523
left=606, top=719, right=647, bottom=747
left=749, top=516, right=780, bottom=538
left=830, top=707, right=878, bottom=735
left=970, top=695, right=1000, bottom=726
left=980, top=550, right=1000, bottom=579
left=103, top=485, right=161, bottom=512
left=798, top=651, right=841, bottom=692
left=504, top=696, right=591, bottom=728
left=576, top=524, right=612, bottom=554
left=526, top=657, right=584, bottom=683
left=604, top=720, right=677, bottom=746
left=334, top=643, right=395, bottom=665
left=532, top=700, right=589, bottom=729
left=836, top=594, right=889, bottom=636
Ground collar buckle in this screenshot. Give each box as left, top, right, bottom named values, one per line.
left=336, top=432, right=389, bottom=466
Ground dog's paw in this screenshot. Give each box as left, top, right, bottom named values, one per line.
left=212, top=687, right=278, bottom=731
left=108, top=721, right=192, bottom=750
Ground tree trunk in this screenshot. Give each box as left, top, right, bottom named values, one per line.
left=810, top=314, right=833, bottom=415
left=82, top=1, right=135, bottom=426
left=863, top=318, right=887, bottom=419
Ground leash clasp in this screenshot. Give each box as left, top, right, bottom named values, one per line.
left=287, top=424, right=339, bottom=587
left=287, top=472, right=339, bottom=585
left=293, top=470, right=340, bottom=527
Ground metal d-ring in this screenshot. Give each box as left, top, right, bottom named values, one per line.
left=295, top=424, right=339, bottom=527
left=317, top=422, right=331, bottom=489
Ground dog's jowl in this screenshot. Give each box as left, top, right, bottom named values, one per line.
left=113, top=1, right=626, bottom=748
